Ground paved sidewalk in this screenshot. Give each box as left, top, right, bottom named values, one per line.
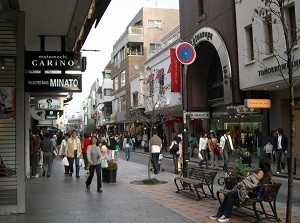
left=1, top=156, right=300, bottom=223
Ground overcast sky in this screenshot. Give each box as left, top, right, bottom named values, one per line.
left=66, top=0, right=179, bottom=117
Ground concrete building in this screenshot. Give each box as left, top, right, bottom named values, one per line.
left=0, top=0, right=110, bottom=214
left=110, top=7, right=179, bottom=134
left=236, top=0, right=300, bottom=156
left=143, top=25, right=183, bottom=141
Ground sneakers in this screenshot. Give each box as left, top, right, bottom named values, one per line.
left=276, top=171, right=280, bottom=174
left=218, top=215, right=229, bottom=222
left=209, top=214, right=219, bottom=220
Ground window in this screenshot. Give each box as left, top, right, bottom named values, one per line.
left=104, top=89, right=112, bottom=96
left=263, top=15, right=273, bottom=54
left=133, top=92, right=138, bottom=108
left=120, top=70, right=126, bottom=87
left=120, top=95, right=126, bottom=111
left=148, top=20, right=162, bottom=29
left=198, top=0, right=204, bottom=16
left=286, top=5, right=297, bottom=46
left=149, top=43, right=161, bottom=54
left=114, top=76, right=118, bottom=91
left=149, top=79, right=154, bottom=96
left=103, top=72, right=111, bottom=79
left=159, top=76, right=165, bottom=95
left=245, top=25, right=254, bottom=61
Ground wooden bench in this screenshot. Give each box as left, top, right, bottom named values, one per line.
left=217, top=183, right=282, bottom=223
left=174, top=167, right=217, bottom=200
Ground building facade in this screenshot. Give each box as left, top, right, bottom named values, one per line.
left=110, top=7, right=179, bottom=133
left=236, top=0, right=300, bottom=156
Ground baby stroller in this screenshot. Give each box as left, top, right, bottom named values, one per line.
left=150, top=152, right=164, bottom=172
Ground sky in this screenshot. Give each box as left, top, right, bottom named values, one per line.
left=66, top=0, right=179, bottom=117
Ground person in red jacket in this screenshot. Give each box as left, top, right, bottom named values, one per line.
left=82, top=133, right=91, bottom=174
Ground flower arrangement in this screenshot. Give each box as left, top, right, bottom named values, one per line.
left=225, top=156, right=250, bottom=178
left=107, top=159, right=118, bottom=170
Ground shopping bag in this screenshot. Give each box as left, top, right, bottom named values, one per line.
left=198, top=152, right=203, bottom=161
left=61, top=156, right=69, bottom=166
left=265, top=143, right=273, bottom=153
left=100, top=157, right=108, bottom=168
left=79, top=158, right=85, bottom=168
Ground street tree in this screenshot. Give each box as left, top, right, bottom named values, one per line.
left=236, top=0, right=300, bottom=221
left=129, top=72, right=181, bottom=180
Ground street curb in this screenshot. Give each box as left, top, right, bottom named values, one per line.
left=131, top=150, right=300, bottom=180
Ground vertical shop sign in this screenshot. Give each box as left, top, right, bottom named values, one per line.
left=170, top=48, right=181, bottom=92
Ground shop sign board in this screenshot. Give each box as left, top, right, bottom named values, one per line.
left=236, top=105, right=261, bottom=114
left=188, top=111, right=210, bottom=119
left=25, top=51, right=81, bottom=70
left=35, top=98, right=63, bottom=110
left=25, top=74, right=82, bottom=92
left=244, top=99, right=271, bottom=108
left=45, top=110, right=63, bottom=120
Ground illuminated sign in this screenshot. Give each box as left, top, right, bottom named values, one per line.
left=244, top=99, right=271, bottom=108
left=188, top=111, right=210, bottom=119
left=36, top=98, right=63, bottom=110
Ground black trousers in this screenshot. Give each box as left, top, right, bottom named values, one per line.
left=218, top=189, right=239, bottom=218
left=86, top=164, right=102, bottom=190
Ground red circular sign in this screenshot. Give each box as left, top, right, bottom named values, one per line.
left=175, top=42, right=196, bottom=65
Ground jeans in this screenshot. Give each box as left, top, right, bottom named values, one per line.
left=68, top=150, right=80, bottom=176
left=199, top=149, right=209, bottom=167
left=43, top=151, right=53, bottom=176
left=86, top=164, right=102, bottom=190
left=218, top=189, right=239, bottom=218
left=173, top=154, right=179, bottom=173
left=223, top=149, right=229, bottom=171
left=125, top=146, right=131, bottom=160
left=152, top=153, right=160, bottom=173
left=210, top=151, right=219, bottom=169
left=276, top=150, right=285, bottom=172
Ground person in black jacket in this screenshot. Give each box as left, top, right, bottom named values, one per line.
left=273, top=128, right=288, bottom=174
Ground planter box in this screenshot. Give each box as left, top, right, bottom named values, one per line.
left=102, top=168, right=117, bottom=183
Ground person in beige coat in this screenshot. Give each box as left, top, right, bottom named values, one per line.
left=66, top=130, right=82, bottom=178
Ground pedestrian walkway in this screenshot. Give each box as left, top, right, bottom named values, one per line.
left=1, top=156, right=300, bottom=223
left=134, top=147, right=300, bottom=180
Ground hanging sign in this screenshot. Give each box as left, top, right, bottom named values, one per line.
left=36, top=98, right=63, bottom=110
left=25, top=74, right=82, bottom=92
left=244, top=99, right=271, bottom=108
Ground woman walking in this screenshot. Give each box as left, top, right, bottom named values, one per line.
left=123, top=134, right=132, bottom=161
left=81, top=133, right=90, bottom=174
left=199, top=132, right=208, bottom=168
left=208, top=131, right=219, bottom=169
left=86, top=136, right=103, bottom=193
left=170, top=136, right=182, bottom=174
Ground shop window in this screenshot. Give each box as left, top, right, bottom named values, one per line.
left=263, top=15, right=273, bottom=54
left=285, top=5, right=297, bottom=46
left=104, top=89, right=112, bottom=96
left=120, top=70, right=126, bottom=87
left=245, top=25, right=254, bottom=61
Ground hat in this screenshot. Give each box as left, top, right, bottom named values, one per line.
left=210, top=130, right=214, bottom=133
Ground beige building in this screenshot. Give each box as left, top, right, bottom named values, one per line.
left=110, top=7, right=179, bottom=133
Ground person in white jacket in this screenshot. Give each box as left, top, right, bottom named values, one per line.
left=199, top=132, right=208, bottom=168
left=219, top=129, right=234, bottom=171
left=59, top=133, right=70, bottom=175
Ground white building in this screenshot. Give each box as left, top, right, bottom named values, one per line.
left=236, top=0, right=300, bottom=156
left=143, top=25, right=183, bottom=138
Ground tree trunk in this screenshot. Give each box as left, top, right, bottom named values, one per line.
left=286, top=62, right=295, bottom=223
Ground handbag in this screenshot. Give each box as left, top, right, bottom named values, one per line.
left=100, top=157, right=108, bottom=168
left=198, top=152, right=203, bottom=161
left=210, top=139, right=221, bottom=154
left=61, top=156, right=69, bottom=166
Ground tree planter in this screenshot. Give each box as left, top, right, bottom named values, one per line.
left=224, top=176, right=244, bottom=190
left=102, top=168, right=117, bottom=183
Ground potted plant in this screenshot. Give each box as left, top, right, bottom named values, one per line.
left=102, top=159, right=118, bottom=183
left=223, top=156, right=250, bottom=190
left=236, top=146, right=252, bottom=167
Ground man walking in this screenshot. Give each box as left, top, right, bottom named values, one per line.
left=273, top=128, right=288, bottom=174
left=40, top=132, right=54, bottom=177
left=66, top=130, right=82, bottom=178
left=149, top=131, right=162, bottom=174
left=220, top=129, right=234, bottom=171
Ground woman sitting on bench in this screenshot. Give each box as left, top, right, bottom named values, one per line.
left=209, top=169, right=264, bottom=222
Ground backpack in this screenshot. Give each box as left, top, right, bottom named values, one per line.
left=170, top=143, right=179, bottom=154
